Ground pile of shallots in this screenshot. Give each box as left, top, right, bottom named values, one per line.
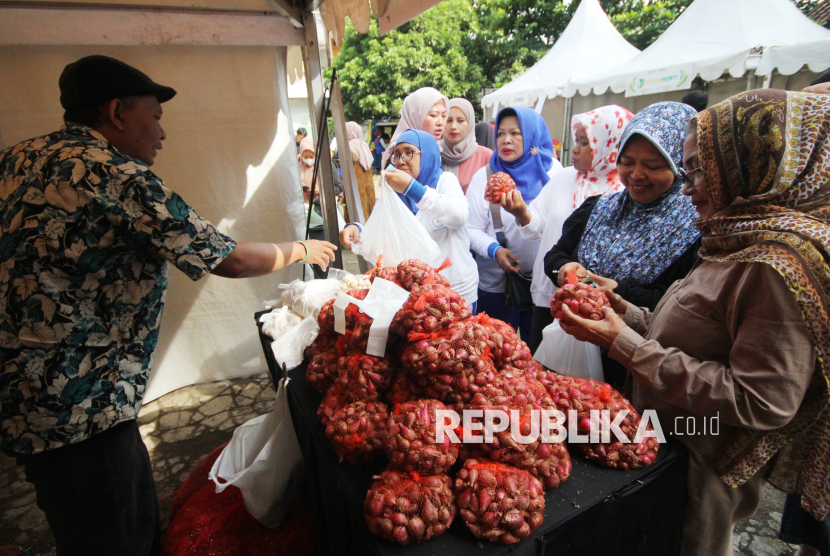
left=299, top=257, right=658, bottom=547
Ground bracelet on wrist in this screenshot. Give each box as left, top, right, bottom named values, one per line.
left=294, top=240, right=310, bottom=263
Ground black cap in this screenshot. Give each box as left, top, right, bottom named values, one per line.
left=59, top=55, right=177, bottom=110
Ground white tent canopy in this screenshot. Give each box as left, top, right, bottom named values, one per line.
left=757, top=36, right=830, bottom=76
left=571, top=0, right=830, bottom=97
left=480, top=0, right=639, bottom=109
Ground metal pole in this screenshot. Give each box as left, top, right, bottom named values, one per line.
left=302, top=9, right=343, bottom=270
left=329, top=79, right=372, bottom=273
left=560, top=95, right=573, bottom=167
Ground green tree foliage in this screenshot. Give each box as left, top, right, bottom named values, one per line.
left=335, top=0, right=822, bottom=121
left=333, top=0, right=483, bottom=122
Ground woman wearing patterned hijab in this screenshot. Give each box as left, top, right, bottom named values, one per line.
left=467, top=106, right=553, bottom=338
left=499, top=105, right=633, bottom=354
left=545, top=102, right=701, bottom=311
left=556, top=89, right=830, bottom=556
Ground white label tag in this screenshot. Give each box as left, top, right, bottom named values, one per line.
left=346, top=278, right=410, bottom=357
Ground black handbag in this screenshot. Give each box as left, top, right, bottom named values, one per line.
left=487, top=165, right=534, bottom=310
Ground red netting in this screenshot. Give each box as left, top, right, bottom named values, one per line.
left=483, top=172, right=517, bottom=203
left=396, top=258, right=452, bottom=291
left=546, top=374, right=659, bottom=469
left=364, top=470, right=455, bottom=545
left=318, top=381, right=350, bottom=427
left=387, top=400, right=459, bottom=475
left=403, top=319, right=491, bottom=377
left=303, top=331, right=338, bottom=362
left=414, top=356, right=498, bottom=406
left=391, top=284, right=473, bottom=336
left=475, top=315, right=535, bottom=372
left=336, top=353, right=395, bottom=403
left=348, top=314, right=374, bottom=354
left=317, top=288, right=369, bottom=332
left=365, top=255, right=401, bottom=285
left=306, top=351, right=340, bottom=393
left=386, top=370, right=426, bottom=405
left=454, top=459, right=544, bottom=545
left=325, top=400, right=390, bottom=465
left=551, top=282, right=609, bottom=321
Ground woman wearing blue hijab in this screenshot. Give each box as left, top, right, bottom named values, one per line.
left=466, top=106, right=555, bottom=337
left=340, top=130, right=478, bottom=306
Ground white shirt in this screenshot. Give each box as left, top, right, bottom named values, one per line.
left=414, top=172, right=479, bottom=305
left=466, top=166, right=544, bottom=294
left=518, top=166, right=579, bottom=307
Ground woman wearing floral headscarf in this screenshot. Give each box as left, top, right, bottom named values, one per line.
left=499, top=105, right=634, bottom=354
left=556, top=89, right=830, bottom=556
left=440, top=98, right=494, bottom=193
left=545, top=102, right=701, bottom=310
left=467, top=106, right=553, bottom=337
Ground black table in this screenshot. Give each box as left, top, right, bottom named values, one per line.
left=255, top=313, right=688, bottom=556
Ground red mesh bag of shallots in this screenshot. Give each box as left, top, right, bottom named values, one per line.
left=391, top=284, right=472, bottom=336
left=547, top=374, right=659, bottom=469
left=306, top=333, right=353, bottom=393
left=365, top=255, right=400, bottom=285
left=304, top=330, right=338, bottom=362
left=364, top=470, right=455, bottom=545
left=337, top=353, right=395, bottom=403
left=468, top=373, right=572, bottom=489
left=386, top=400, right=459, bottom=475
left=349, top=314, right=373, bottom=354
left=414, top=356, right=498, bottom=407
left=397, top=258, right=452, bottom=290
left=484, top=172, right=517, bottom=203
left=386, top=370, right=426, bottom=405
left=317, top=288, right=370, bottom=332
left=318, top=381, right=350, bottom=427
left=551, top=281, right=609, bottom=321
left=455, top=459, right=544, bottom=545
left=402, top=319, right=491, bottom=377
left=325, top=400, right=389, bottom=465
left=474, top=315, right=535, bottom=371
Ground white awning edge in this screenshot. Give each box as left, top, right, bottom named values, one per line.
left=757, top=36, right=830, bottom=76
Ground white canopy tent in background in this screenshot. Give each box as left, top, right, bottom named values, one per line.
left=757, top=36, right=830, bottom=77
left=570, top=0, right=830, bottom=97
left=480, top=0, right=639, bottom=161
left=0, top=0, right=446, bottom=402
left=481, top=0, right=639, bottom=114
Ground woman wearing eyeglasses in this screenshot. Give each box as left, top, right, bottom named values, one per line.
left=339, top=129, right=479, bottom=307
left=542, top=102, right=701, bottom=385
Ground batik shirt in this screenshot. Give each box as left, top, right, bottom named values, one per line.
left=0, top=123, right=236, bottom=454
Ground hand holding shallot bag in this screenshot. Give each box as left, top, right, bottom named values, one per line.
left=351, top=173, right=442, bottom=268
left=209, top=376, right=303, bottom=528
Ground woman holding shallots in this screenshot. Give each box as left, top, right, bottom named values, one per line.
left=558, top=90, right=829, bottom=556
left=498, top=105, right=634, bottom=354
left=340, top=130, right=478, bottom=308
left=466, top=106, right=555, bottom=339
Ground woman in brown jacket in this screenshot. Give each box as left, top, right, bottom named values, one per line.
left=558, top=89, right=830, bottom=556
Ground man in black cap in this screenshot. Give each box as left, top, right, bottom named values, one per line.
left=0, top=55, right=336, bottom=555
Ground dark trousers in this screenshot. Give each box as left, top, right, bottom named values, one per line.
left=476, top=289, right=533, bottom=341
left=780, top=493, right=830, bottom=554
left=528, top=305, right=554, bottom=356
left=14, top=420, right=162, bottom=556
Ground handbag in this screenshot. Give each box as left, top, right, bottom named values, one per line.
left=487, top=165, right=534, bottom=310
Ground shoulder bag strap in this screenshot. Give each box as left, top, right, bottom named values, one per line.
left=486, top=164, right=508, bottom=248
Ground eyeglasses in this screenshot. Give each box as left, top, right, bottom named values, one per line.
left=678, top=166, right=702, bottom=187
left=391, top=149, right=421, bottom=166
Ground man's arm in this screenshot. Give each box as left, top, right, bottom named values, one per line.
left=211, top=240, right=336, bottom=278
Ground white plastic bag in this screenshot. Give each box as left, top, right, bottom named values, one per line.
left=351, top=174, right=442, bottom=268
left=259, top=307, right=303, bottom=340
left=533, top=319, right=604, bottom=381
left=209, top=377, right=302, bottom=528
left=277, top=279, right=342, bottom=318
left=270, top=315, right=320, bottom=369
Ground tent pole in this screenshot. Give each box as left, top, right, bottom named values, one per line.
left=329, top=79, right=371, bottom=273
left=746, top=69, right=758, bottom=91
left=302, top=9, right=343, bottom=270
left=561, top=96, right=573, bottom=167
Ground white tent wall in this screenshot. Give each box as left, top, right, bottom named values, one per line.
left=0, top=45, right=305, bottom=401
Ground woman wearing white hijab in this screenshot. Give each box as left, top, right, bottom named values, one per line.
left=381, top=87, right=449, bottom=168
left=440, top=98, right=494, bottom=193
